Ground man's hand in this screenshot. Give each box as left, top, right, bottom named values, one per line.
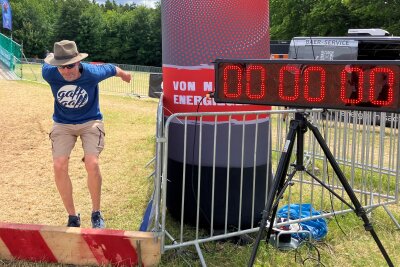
left=120, top=71, right=132, bottom=83
left=116, top=67, right=132, bottom=83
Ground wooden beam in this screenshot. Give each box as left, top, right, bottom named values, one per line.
left=0, top=222, right=160, bottom=266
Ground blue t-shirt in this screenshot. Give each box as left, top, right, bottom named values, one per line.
left=42, top=63, right=116, bottom=124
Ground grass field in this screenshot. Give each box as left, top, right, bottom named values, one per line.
left=0, top=80, right=399, bottom=266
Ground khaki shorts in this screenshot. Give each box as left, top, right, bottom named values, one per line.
left=49, top=120, right=105, bottom=158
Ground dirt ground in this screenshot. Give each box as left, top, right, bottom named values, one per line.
left=0, top=80, right=157, bottom=229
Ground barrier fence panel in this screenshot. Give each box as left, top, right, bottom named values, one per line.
left=158, top=108, right=400, bottom=263
left=19, top=59, right=161, bottom=97
left=0, top=33, right=21, bottom=73
left=275, top=110, right=399, bottom=226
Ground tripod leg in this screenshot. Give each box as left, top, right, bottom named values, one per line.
left=265, top=169, right=297, bottom=244
left=306, top=120, right=394, bottom=267
left=248, top=119, right=299, bottom=267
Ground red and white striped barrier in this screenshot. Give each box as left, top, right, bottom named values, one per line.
left=0, top=222, right=160, bottom=266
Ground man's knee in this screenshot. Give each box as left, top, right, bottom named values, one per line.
left=83, top=155, right=100, bottom=173
left=53, top=157, right=69, bottom=173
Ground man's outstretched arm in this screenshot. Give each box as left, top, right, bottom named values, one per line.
left=115, top=66, right=132, bottom=83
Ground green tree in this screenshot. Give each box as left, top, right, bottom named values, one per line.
left=270, top=0, right=400, bottom=39
left=270, top=0, right=316, bottom=39
left=8, top=0, right=57, bottom=58
left=128, top=6, right=152, bottom=65
left=1, top=0, right=162, bottom=65
left=145, top=3, right=161, bottom=66
left=343, top=0, right=400, bottom=36
left=54, top=0, right=91, bottom=41
left=302, top=0, right=352, bottom=36
left=102, top=0, right=119, bottom=11
left=99, top=4, right=161, bottom=65
left=76, top=4, right=105, bottom=61
left=101, top=9, right=129, bottom=62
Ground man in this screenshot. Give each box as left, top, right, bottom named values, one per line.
left=42, top=40, right=131, bottom=228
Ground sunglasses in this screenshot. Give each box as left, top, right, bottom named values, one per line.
left=58, top=63, right=76, bottom=69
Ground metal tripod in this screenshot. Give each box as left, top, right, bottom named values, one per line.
left=248, top=112, right=394, bottom=267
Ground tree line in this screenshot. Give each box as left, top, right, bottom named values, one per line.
left=0, top=0, right=161, bottom=66
left=270, top=0, right=400, bottom=39
left=1, top=0, right=399, bottom=66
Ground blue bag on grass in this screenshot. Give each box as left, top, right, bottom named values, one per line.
left=277, top=204, right=328, bottom=241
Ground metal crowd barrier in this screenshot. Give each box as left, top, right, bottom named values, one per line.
left=18, top=59, right=161, bottom=97
left=156, top=106, right=400, bottom=265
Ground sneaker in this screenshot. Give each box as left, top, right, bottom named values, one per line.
left=91, top=211, right=106, bottom=229
left=67, top=214, right=81, bottom=227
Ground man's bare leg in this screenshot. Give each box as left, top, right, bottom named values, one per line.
left=84, top=154, right=102, bottom=212
left=53, top=156, right=76, bottom=215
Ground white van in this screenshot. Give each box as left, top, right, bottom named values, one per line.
left=288, top=29, right=400, bottom=60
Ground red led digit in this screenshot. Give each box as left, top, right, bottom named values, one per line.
left=246, top=65, right=266, bottom=100
left=340, top=67, right=363, bottom=104
left=369, top=67, right=394, bottom=106
left=279, top=66, right=300, bottom=101
left=304, top=66, right=326, bottom=102
left=223, top=65, right=242, bottom=98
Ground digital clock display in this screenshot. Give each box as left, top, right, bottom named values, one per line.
left=214, top=59, right=400, bottom=113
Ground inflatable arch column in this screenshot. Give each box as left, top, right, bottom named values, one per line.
left=162, top=0, right=272, bottom=229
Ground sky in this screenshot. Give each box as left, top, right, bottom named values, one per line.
left=95, top=0, right=158, bottom=8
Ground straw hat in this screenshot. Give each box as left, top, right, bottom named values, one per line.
left=44, top=40, right=88, bottom=66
